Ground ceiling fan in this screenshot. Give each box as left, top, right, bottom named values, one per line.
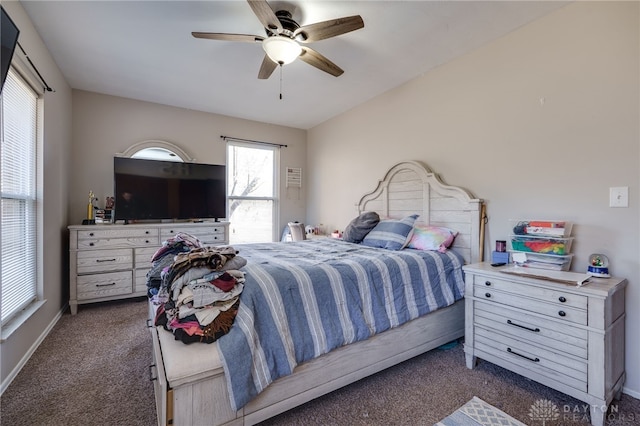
left=192, top=0, right=364, bottom=79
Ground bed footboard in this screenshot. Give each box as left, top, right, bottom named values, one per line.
left=149, top=300, right=465, bottom=426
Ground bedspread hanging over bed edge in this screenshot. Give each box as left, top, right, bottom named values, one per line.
left=216, top=238, right=466, bottom=411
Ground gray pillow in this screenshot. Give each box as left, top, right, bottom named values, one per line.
left=343, top=211, right=380, bottom=243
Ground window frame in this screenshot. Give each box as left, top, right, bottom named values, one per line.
left=1, top=63, right=45, bottom=339
left=226, top=140, right=280, bottom=243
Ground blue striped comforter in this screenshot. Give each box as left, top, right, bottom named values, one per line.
left=217, top=238, right=465, bottom=411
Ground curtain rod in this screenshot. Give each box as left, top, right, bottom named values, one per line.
left=220, top=135, right=287, bottom=148
left=16, top=42, right=54, bottom=92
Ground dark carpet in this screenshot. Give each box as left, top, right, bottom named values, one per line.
left=1, top=298, right=638, bottom=425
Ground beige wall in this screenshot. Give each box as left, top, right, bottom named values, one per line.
left=70, top=91, right=307, bottom=233
left=1, top=1, right=72, bottom=389
left=307, top=2, right=640, bottom=396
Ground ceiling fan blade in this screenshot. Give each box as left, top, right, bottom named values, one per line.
left=258, top=55, right=277, bottom=79
left=192, top=32, right=264, bottom=43
left=298, top=46, right=343, bottom=77
left=247, top=0, right=283, bottom=33
left=294, top=15, right=364, bottom=43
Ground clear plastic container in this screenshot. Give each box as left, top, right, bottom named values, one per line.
left=510, top=220, right=572, bottom=237
left=510, top=235, right=573, bottom=255
left=509, top=251, right=573, bottom=271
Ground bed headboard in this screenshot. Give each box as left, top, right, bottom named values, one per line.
left=358, top=161, right=484, bottom=264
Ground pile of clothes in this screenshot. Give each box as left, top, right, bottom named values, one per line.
left=147, top=233, right=247, bottom=344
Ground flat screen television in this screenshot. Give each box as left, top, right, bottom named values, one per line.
left=1, top=6, right=20, bottom=94
left=113, top=157, right=226, bottom=222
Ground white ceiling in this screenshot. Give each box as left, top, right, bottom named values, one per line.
left=21, top=1, right=567, bottom=130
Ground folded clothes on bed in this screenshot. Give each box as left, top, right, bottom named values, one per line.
left=148, top=233, right=247, bottom=344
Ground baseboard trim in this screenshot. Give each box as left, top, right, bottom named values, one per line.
left=0, top=304, right=67, bottom=395
left=622, top=386, right=640, bottom=400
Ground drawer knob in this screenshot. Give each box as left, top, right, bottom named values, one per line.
left=89, top=232, right=94, bottom=237
left=485, top=281, right=491, bottom=286
left=145, top=240, right=150, bottom=244
left=558, top=296, right=567, bottom=303
left=89, top=242, right=94, bottom=247
left=485, top=292, right=491, bottom=298
left=145, top=231, right=149, bottom=234
left=558, top=311, right=566, bottom=317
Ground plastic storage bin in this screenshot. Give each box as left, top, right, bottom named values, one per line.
left=510, top=251, right=573, bottom=271
left=510, top=235, right=573, bottom=255
left=510, top=220, right=572, bottom=237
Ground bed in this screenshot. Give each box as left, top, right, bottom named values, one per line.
left=148, top=160, right=484, bottom=426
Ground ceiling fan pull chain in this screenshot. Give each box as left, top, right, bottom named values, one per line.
left=279, top=63, right=283, bottom=100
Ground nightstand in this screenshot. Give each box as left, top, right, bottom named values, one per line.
left=463, top=263, right=626, bottom=426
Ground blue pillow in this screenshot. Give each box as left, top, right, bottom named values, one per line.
left=361, top=214, right=419, bottom=250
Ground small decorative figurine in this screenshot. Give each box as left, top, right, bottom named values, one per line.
left=86, top=191, right=96, bottom=222
left=105, top=196, right=115, bottom=210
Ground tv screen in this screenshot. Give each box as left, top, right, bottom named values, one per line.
left=1, top=6, right=20, bottom=95
left=113, top=157, right=226, bottom=222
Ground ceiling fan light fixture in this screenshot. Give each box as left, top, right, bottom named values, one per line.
left=262, top=36, right=302, bottom=65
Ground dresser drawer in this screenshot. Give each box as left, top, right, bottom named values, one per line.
left=474, top=301, right=588, bottom=358
left=77, top=228, right=159, bottom=249
left=76, top=249, right=132, bottom=274
left=474, top=285, right=587, bottom=325
left=474, top=328, right=587, bottom=392
left=474, top=276, right=587, bottom=310
left=160, top=226, right=226, bottom=245
left=76, top=271, right=132, bottom=300
left=135, top=247, right=158, bottom=269
left=135, top=268, right=150, bottom=294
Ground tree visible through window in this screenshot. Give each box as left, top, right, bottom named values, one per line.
left=227, top=142, right=278, bottom=243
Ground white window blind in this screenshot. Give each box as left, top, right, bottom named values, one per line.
left=1, top=69, right=38, bottom=324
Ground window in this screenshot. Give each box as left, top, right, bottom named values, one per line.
left=227, top=142, right=279, bottom=243
left=1, top=68, right=40, bottom=326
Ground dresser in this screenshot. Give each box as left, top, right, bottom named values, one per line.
left=68, top=222, right=229, bottom=315
left=463, top=263, right=626, bottom=426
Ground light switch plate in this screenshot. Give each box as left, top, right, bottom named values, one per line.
left=609, top=187, right=629, bottom=208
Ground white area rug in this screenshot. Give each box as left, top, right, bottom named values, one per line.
left=435, top=396, right=527, bottom=426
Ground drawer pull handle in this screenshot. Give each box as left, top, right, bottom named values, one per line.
left=485, top=281, right=491, bottom=286
left=96, top=282, right=116, bottom=287
left=485, top=292, right=491, bottom=298
left=507, top=347, right=540, bottom=363
left=558, top=311, right=566, bottom=317
left=145, top=240, right=150, bottom=244
left=149, top=364, right=158, bottom=381
left=89, top=242, right=95, bottom=247
left=96, top=258, right=116, bottom=263
left=507, top=320, right=540, bottom=333
left=559, top=296, right=567, bottom=303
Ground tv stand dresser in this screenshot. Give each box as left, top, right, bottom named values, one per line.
left=68, top=221, right=229, bottom=315
left=463, top=263, right=626, bottom=426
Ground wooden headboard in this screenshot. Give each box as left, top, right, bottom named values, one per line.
left=358, top=161, right=484, bottom=264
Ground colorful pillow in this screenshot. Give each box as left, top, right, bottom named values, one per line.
left=407, top=225, right=458, bottom=252
left=361, top=214, right=419, bottom=250
left=343, top=211, right=380, bottom=243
